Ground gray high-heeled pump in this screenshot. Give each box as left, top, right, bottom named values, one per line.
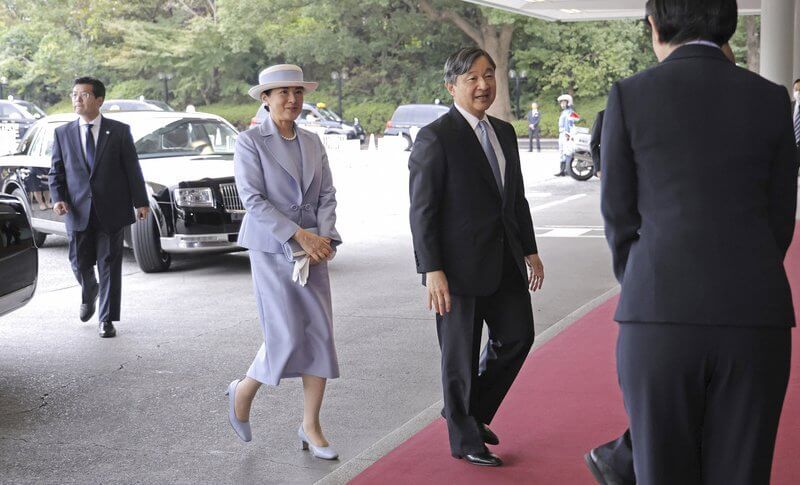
left=298, top=424, right=338, bottom=460
left=225, top=379, right=252, bottom=442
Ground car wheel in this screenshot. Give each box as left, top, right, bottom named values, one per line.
left=402, top=134, right=413, bottom=151
left=12, top=188, right=47, bottom=247
left=131, top=210, right=171, bottom=273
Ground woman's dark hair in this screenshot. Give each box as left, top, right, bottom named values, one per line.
left=261, top=89, right=272, bottom=111
left=73, top=77, right=106, bottom=98
left=444, top=47, right=496, bottom=84
left=645, top=0, right=737, bottom=46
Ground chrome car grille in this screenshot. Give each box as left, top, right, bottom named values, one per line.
left=219, top=183, right=245, bottom=213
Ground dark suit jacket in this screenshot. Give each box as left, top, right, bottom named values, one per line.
left=601, top=44, right=798, bottom=328
left=409, top=106, right=537, bottom=296
left=527, top=110, right=540, bottom=131
left=49, top=116, right=148, bottom=233
left=590, top=110, right=604, bottom=173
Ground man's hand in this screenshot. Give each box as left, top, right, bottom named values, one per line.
left=293, top=228, right=332, bottom=263
left=426, top=270, right=451, bottom=316
left=136, top=206, right=150, bottom=221
left=525, top=253, right=544, bottom=292
left=53, top=201, right=69, bottom=216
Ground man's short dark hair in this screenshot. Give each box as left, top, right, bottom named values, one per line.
left=645, top=0, right=737, bottom=46
left=794, top=79, right=800, bottom=86
left=73, top=77, right=106, bottom=99
left=444, top=47, right=496, bottom=85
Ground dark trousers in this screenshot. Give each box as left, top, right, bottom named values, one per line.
left=436, top=246, right=535, bottom=456
left=617, top=322, right=791, bottom=485
left=595, top=429, right=635, bottom=485
left=68, top=207, right=124, bottom=322
left=528, top=128, right=540, bottom=152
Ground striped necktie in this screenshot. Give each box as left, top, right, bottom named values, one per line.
left=793, top=105, right=800, bottom=145
left=84, top=123, right=95, bottom=170
left=478, top=120, right=503, bottom=194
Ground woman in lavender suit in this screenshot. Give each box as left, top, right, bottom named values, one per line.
left=225, top=64, right=341, bottom=460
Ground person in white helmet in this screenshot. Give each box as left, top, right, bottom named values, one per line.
left=555, top=94, right=575, bottom=176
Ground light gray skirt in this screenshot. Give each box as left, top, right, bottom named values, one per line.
left=246, top=251, right=339, bottom=386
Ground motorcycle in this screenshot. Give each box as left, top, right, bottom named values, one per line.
left=564, top=127, right=595, bottom=181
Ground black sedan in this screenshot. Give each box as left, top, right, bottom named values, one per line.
left=0, top=193, right=37, bottom=317
left=0, top=99, right=47, bottom=155
left=0, top=110, right=245, bottom=273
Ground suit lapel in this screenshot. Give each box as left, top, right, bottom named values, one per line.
left=299, top=130, right=316, bottom=196
left=92, top=117, right=111, bottom=177
left=489, top=117, right=517, bottom=204
left=67, top=120, right=91, bottom=175
left=259, top=120, right=302, bottom=190
left=447, top=108, right=502, bottom=200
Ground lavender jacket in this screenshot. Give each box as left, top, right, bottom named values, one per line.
left=234, top=118, right=341, bottom=254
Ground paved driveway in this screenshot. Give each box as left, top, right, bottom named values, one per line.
left=0, top=148, right=617, bottom=484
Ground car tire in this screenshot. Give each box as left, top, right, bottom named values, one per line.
left=131, top=210, right=171, bottom=273
left=402, top=134, right=413, bottom=151
left=12, top=188, right=47, bottom=247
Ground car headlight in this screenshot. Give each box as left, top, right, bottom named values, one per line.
left=174, top=187, right=215, bottom=208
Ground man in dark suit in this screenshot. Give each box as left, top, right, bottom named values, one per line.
left=585, top=40, right=742, bottom=485
left=599, top=1, right=798, bottom=483
left=409, top=47, right=544, bottom=467
left=793, top=78, right=799, bottom=160
left=49, top=77, right=149, bottom=338
left=590, top=110, right=604, bottom=177
left=527, top=102, right=541, bottom=152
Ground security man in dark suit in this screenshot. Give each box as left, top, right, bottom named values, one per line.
left=49, top=77, right=149, bottom=338
left=527, top=102, right=541, bottom=152
left=590, top=109, right=604, bottom=177
left=600, top=1, right=798, bottom=484
left=409, top=47, right=544, bottom=467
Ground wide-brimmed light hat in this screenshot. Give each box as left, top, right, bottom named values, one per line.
left=248, top=64, right=318, bottom=100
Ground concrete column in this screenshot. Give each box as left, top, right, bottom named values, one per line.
left=794, top=0, right=800, bottom=82
left=760, top=0, right=795, bottom=91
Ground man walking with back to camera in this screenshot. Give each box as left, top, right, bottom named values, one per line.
left=599, top=1, right=798, bottom=484
left=409, top=47, right=545, bottom=467
left=49, top=77, right=149, bottom=338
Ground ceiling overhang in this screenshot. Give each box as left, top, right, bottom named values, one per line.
left=463, top=0, right=760, bottom=22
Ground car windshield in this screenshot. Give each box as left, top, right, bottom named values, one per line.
left=145, top=100, right=175, bottom=111
left=131, top=117, right=237, bottom=158
left=13, top=101, right=46, bottom=118
left=101, top=101, right=163, bottom=112
left=317, top=107, right=341, bottom=122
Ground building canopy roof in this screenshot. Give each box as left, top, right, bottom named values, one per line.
left=464, top=0, right=760, bottom=22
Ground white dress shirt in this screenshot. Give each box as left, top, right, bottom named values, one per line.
left=79, top=114, right=102, bottom=159
left=454, top=103, right=506, bottom=186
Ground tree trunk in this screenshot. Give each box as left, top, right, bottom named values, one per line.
left=481, top=24, right=514, bottom=121
left=415, top=0, right=516, bottom=122
left=745, top=16, right=760, bottom=73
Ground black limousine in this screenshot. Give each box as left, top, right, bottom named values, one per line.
left=0, top=111, right=246, bottom=272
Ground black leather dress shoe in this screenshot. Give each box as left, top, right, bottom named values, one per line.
left=584, top=448, right=629, bottom=485
left=99, top=321, right=116, bottom=338
left=459, top=451, right=503, bottom=467
left=80, top=284, right=99, bottom=322
left=479, top=423, right=499, bottom=445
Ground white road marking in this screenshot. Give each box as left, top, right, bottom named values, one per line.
left=531, top=193, right=587, bottom=212
left=536, top=225, right=606, bottom=238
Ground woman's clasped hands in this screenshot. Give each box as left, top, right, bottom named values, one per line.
left=293, top=228, right=333, bottom=264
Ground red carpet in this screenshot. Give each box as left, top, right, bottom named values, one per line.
left=352, top=226, right=800, bottom=484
